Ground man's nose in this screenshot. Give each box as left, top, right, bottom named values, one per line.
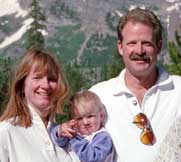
left=135, top=43, right=144, bottom=54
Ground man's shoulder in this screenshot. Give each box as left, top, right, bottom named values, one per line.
left=172, top=75, right=181, bottom=81
left=171, top=75, right=181, bottom=86
left=90, top=76, right=118, bottom=93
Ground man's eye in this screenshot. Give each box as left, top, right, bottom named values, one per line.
left=143, top=42, right=152, bottom=46
left=127, top=42, right=136, bottom=46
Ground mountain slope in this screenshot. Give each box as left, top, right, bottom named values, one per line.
left=0, top=0, right=181, bottom=65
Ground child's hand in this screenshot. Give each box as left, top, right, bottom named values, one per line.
left=57, top=120, right=77, bottom=138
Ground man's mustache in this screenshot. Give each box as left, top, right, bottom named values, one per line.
left=130, top=53, right=150, bottom=62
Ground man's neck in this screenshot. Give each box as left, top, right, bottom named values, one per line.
left=125, top=69, right=158, bottom=105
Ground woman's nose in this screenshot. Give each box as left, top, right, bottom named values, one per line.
left=41, top=77, right=50, bottom=88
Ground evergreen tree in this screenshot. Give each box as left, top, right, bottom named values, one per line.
left=0, top=57, right=14, bottom=115
left=26, top=0, right=46, bottom=50
left=167, top=25, right=181, bottom=75
left=101, top=50, right=124, bottom=80
left=56, top=62, right=91, bottom=124
left=108, top=51, right=124, bottom=78
left=64, top=63, right=90, bottom=95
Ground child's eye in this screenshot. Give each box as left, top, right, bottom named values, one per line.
left=88, top=115, right=95, bottom=118
left=76, top=117, right=82, bottom=121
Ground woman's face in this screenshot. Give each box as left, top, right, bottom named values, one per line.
left=24, top=64, right=58, bottom=116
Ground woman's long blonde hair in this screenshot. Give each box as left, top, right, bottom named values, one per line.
left=0, top=49, right=69, bottom=127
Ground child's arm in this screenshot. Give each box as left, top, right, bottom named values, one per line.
left=50, top=120, right=76, bottom=148
left=50, top=125, right=70, bottom=148
left=69, top=131, right=113, bottom=162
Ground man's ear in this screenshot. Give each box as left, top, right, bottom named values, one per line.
left=157, top=39, right=162, bottom=54
left=117, top=40, right=123, bottom=56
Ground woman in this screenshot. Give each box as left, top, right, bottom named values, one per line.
left=0, top=49, right=73, bottom=162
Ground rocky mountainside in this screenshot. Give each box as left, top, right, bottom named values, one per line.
left=0, top=0, right=181, bottom=65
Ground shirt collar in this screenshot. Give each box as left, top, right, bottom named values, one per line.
left=113, top=65, right=174, bottom=96
left=28, top=104, right=54, bottom=128
left=113, top=69, right=130, bottom=96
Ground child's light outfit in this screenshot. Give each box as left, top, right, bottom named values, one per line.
left=50, top=127, right=115, bottom=162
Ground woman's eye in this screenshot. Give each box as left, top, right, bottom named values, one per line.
left=48, top=77, right=57, bottom=82
left=33, top=76, right=41, bottom=80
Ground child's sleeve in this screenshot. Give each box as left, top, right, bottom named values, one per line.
left=69, top=131, right=113, bottom=162
left=49, top=125, right=70, bottom=148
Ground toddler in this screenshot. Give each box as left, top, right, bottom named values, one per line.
left=50, top=90, right=115, bottom=162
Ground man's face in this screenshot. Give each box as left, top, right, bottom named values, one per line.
left=117, top=21, right=162, bottom=77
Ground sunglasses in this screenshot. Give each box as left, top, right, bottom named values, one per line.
left=133, top=113, right=156, bottom=145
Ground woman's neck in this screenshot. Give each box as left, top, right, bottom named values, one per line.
left=41, top=116, right=49, bottom=127
left=27, top=103, right=50, bottom=127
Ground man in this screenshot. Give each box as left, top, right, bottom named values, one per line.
left=90, top=8, right=181, bottom=162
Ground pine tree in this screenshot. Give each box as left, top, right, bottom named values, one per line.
left=26, top=0, right=46, bottom=50
left=56, top=63, right=91, bottom=124
left=102, top=50, right=124, bottom=80
left=167, top=25, right=181, bottom=75
left=0, top=57, right=14, bottom=115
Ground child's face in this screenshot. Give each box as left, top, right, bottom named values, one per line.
left=74, top=111, right=103, bottom=136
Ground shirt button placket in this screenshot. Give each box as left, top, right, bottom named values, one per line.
left=132, top=100, right=137, bottom=106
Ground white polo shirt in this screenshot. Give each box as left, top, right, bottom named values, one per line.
left=90, top=66, right=181, bottom=162
left=0, top=106, right=72, bottom=162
